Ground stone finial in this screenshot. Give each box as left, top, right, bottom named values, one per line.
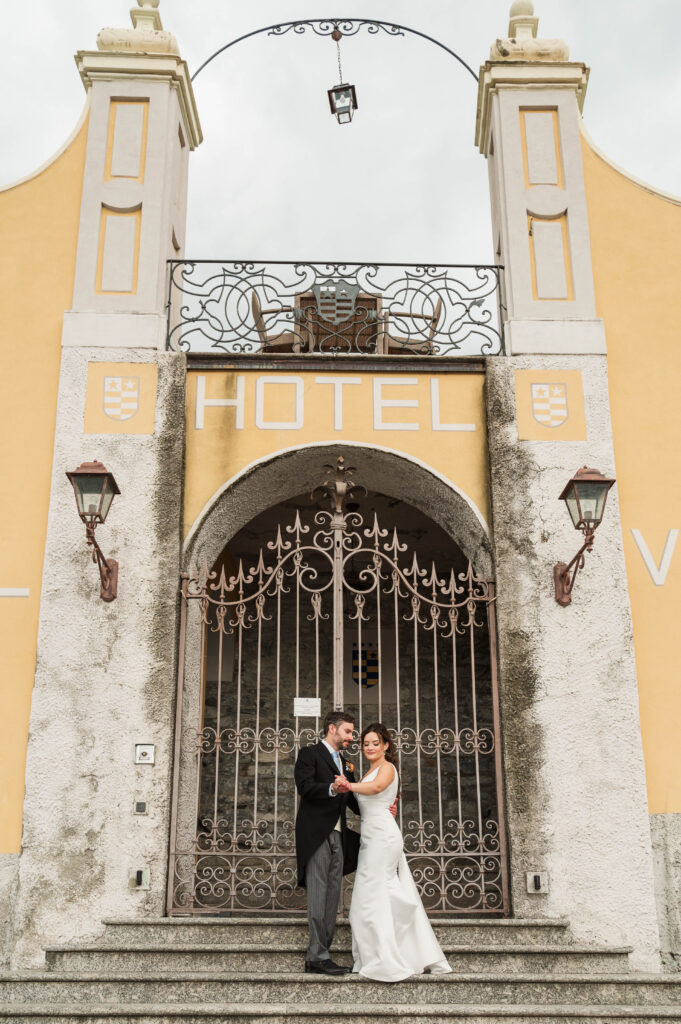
left=97, top=0, right=179, bottom=55
left=508, top=0, right=538, bottom=41
left=490, top=0, right=569, bottom=62
left=131, top=0, right=163, bottom=32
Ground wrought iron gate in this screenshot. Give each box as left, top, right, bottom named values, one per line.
left=168, top=459, right=509, bottom=915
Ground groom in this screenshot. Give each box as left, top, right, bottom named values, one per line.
left=294, top=710, right=359, bottom=976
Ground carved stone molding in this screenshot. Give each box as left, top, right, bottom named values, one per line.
left=491, top=37, right=570, bottom=62
left=96, top=27, right=179, bottom=55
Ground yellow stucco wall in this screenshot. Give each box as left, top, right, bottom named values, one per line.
left=582, top=133, right=681, bottom=813
left=0, top=114, right=89, bottom=852
left=184, top=369, right=490, bottom=540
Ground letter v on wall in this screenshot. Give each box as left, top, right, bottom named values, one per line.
left=631, top=529, right=679, bottom=586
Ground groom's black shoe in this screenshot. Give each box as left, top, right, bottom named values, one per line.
left=305, top=959, right=350, bottom=976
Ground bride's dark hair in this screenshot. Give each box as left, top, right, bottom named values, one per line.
left=360, top=722, right=398, bottom=767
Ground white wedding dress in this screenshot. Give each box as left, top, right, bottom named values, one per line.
left=349, top=763, right=452, bottom=982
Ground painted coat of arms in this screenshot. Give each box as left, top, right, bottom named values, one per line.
left=312, top=281, right=360, bottom=324
left=103, top=376, right=140, bottom=421
left=351, top=641, right=379, bottom=688
left=531, top=383, right=568, bottom=428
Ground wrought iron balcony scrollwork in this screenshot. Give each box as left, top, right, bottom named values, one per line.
left=166, top=260, right=505, bottom=357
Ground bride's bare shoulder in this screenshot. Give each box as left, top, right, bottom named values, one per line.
left=360, top=761, right=396, bottom=785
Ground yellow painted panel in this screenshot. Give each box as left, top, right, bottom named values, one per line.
left=520, top=108, right=564, bottom=189
left=95, top=206, right=141, bottom=295
left=582, top=134, right=681, bottom=812
left=104, top=99, right=149, bottom=183
left=84, top=362, right=158, bottom=435
left=528, top=213, right=574, bottom=301
left=0, top=116, right=89, bottom=852
left=515, top=369, right=586, bottom=441
left=184, top=370, right=489, bottom=540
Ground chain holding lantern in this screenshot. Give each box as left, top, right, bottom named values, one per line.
left=327, top=27, right=358, bottom=124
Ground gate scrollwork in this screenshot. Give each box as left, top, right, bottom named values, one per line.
left=168, top=458, right=509, bottom=915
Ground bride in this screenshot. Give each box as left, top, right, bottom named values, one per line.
left=335, top=722, right=452, bottom=982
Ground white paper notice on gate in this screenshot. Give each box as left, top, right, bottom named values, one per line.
left=293, top=697, right=321, bottom=718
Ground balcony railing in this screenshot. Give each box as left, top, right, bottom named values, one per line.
left=166, top=260, right=505, bottom=357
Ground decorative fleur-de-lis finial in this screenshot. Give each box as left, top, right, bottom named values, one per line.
left=314, top=456, right=366, bottom=515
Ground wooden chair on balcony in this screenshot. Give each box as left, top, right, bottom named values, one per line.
left=380, top=297, right=443, bottom=355
left=251, top=291, right=311, bottom=353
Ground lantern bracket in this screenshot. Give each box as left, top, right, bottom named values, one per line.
left=553, top=527, right=595, bottom=607
left=85, top=521, right=119, bottom=603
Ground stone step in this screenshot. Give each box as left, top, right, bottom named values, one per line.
left=2, top=1002, right=681, bottom=1023
left=99, top=917, right=572, bottom=947
left=43, top=943, right=632, bottom=975
left=2, top=973, right=681, bottom=1007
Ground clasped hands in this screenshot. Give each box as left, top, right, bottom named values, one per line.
left=333, top=774, right=398, bottom=818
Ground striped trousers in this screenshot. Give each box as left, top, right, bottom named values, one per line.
left=305, top=831, right=344, bottom=962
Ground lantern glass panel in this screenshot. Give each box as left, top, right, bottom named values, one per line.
left=564, top=488, right=581, bottom=529
left=73, top=474, right=106, bottom=520
left=574, top=481, right=608, bottom=525
left=99, top=479, right=117, bottom=523
left=335, top=89, right=352, bottom=112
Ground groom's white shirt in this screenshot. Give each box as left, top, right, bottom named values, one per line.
left=322, top=738, right=344, bottom=830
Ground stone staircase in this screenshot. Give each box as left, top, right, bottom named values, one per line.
left=1, top=916, right=681, bottom=1023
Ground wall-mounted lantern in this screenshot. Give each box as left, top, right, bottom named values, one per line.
left=328, top=28, right=358, bottom=124
left=554, top=467, right=615, bottom=606
left=66, top=460, right=120, bottom=602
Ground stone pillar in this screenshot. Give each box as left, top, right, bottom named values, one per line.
left=11, top=0, right=201, bottom=967
left=478, top=2, right=660, bottom=970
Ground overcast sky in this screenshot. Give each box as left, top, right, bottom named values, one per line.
left=3, top=1, right=680, bottom=264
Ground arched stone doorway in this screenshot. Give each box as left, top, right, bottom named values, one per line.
left=168, top=447, right=508, bottom=916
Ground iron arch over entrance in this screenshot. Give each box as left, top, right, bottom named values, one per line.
left=191, top=19, right=479, bottom=85
left=169, top=451, right=507, bottom=916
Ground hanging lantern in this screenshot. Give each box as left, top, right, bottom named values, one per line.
left=328, top=28, right=358, bottom=125
left=328, top=83, right=358, bottom=124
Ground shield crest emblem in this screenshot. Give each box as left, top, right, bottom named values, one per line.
left=103, top=376, right=140, bottom=422
left=351, top=642, right=379, bottom=688
left=312, top=281, right=360, bottom=325
left=531, top=383, right=568, bottom=428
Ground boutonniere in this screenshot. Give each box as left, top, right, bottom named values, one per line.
left=345, top=762, right=354, bottom=773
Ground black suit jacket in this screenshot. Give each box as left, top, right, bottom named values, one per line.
left=294, top=741, right=360, bottom=888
